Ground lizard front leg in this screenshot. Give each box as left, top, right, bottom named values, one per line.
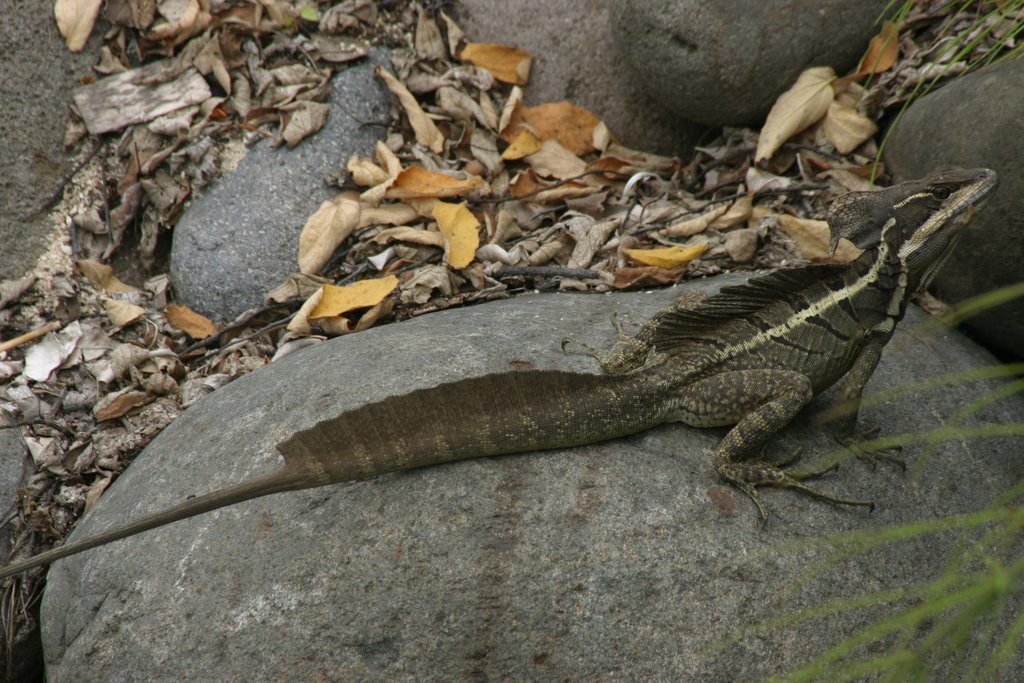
left=562, top=290, right=707, bottom=374
left=829, top=330, right=905, bottom=468
left=678, top=369, right=875, bottom=521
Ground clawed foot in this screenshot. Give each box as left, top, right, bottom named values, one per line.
left=561, top=312, right=650, bottom=374
left=835, top=426, right=906, bottom=471
left=717, top=459, right=875, bottom=524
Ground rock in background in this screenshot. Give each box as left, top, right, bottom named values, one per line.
left=41, top=280, right=1024, bottom=681
left=883, top=57, right=1024, bottom=360
left=455, top=0, right=707, bottom=156
left=610, top=0, right=891, bottom=126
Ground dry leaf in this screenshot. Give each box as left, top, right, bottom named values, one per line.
left=78, top=259, right=140, bottom=293
left=500, top=101, right=602, bottom=155
left=165, top=304, right=217, bottom=339
left=371, top=226, right=446, bottom=248
left=104, top=298, right=146, bottom=327
left=348, top=156, right=391, bottom=187
left=359, top=203, right=420, bottom=228
left=773, top=212, right=862, bottom=262
left=433, top=202, right=481, bottom=268
left=266, top=272, right=331, bottom=303
left=280, top=101, right=330, bottom=148
left=623, top=244, right=705, bottom=269
left=613, top=265, right=687, bottom=289
left=298, top=195, right=361, bottom=274
left=660, top=205, right=729, bottom=237
left=459, top=43, right=533, bottom=85
left=710, top=195, right=753, bottom=229
left=755, top=66, right=835, bottom=162
left=94, top=388, right=152, bottom=421
left=525, top=139, right=587, bottom=180
left=502, top=129, right=542, bottom=160
left=822, top=100, right=878, bottom=154
left=376, top=67, right=445, bottom=153
left=309, top=276, right=399, bottom=319
left=54, top=0, right=103, bottom=51
left=386, top=166, right=485, bottom=199
left=856, top=21, right=899, bottom=76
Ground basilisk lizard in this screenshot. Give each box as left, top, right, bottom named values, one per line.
left=0, top=167, right=998, bottom=579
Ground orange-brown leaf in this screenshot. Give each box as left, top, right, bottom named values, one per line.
left=459, top=43, right=533, bottom=85
left=856, top=21, right=899, bottom=76
left=500, top=101, right=602, bottom=155
left=386, top=166, right=485, bottom=199
left=165, top=304, right=218, bottom=339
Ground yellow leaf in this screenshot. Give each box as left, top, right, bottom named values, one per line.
left=308, top=277, right=399, bottom=320
left=386, top=166, right=485, bottom=199
left=432, top=202, right=481, bottom=268
left=54, top=0, right=103, bottom=52
left=375, top=67, right=445, bottom=153
left=502, top=130, right=542, bottom=160
left=78, top=259, right=139, bottom=293
left=822, top=100, right=878, bottom=155
left=623, top=244, right=705, bottom=269
left=165, top=304, right=218, bottom=339
left=459, top=43, right=533, bottom=85
left=298, top=195, right=361, bottom=274
left=755, top=66, right=835, bottom=162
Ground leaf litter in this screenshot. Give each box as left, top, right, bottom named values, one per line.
left=1, top=0, right=1020, bottom=653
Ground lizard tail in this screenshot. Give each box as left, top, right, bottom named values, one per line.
left=277, top=369, right=661, bottom=482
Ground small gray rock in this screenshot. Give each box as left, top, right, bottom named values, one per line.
left=169, top=51, right=393, bottom=321
left=41, top=278, right=1024, bottom=680
left=883, top=58, right=1024, bottom=359
left=611, top=0, right=891, bottom=126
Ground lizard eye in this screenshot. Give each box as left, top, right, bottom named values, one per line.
left=932, top=186, right=952, bottom=200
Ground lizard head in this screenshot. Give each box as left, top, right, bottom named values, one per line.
left=827, top=167, right=998, bottom=257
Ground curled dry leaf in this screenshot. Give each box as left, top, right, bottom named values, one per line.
left=54, top=0, right=103, bottom=51
left=266, top=272, right=331, bottom=303
left=386, top=166, right=485, bottom=199
left=280, top=101, right=330, bottom=148
left=77, top=260, right=140, bottom=293
left=372, top=226, right=446, bottom=248
left=623, top=244, right=705, bottom=269
left=710, top=195, right=753, bottom=229
left=165, top=304, right=218, bottom=339
left=459, top=43, right=533, bottom=85
left=525, top=139, right=587, bottom=180
left=298, top=194, right=361, bottom=274
left=822, top=100, right=878, bottom=155
left=755, top=66, right=835, bottom=162
left=104, top=298, right=147, bottom=327
left=433, top=202, right=481, bottom=268
left=766, top=210, right=862, bottom=262
left=376, top=67, right=445, bottom=153
left=661, top=204, right=729, bottom=238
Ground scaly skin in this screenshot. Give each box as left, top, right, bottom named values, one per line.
left=0, top=167, right=998, bottom=579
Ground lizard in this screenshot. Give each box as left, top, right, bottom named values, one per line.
left=0, top=166, right=998, bottom=580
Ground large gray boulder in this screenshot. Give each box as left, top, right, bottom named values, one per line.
left=611, top=0, right=891, bottom=126
left=169, top=51, right=393, bottom=321
left=41, top=277, right=1024, bottom=680
left=455, top=0, right=706, bottom=156
left=883, top=58, right=1024, bottom=360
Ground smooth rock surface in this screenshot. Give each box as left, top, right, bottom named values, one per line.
left=40, top=275, right=1024, bottom=680
left=169, top=51, right=393, bottom=321
left=883, top=58, right=1024, bottom=359
left=0, top=0, right=101, bottom=279
left=611, top=0, right=891, bottom=126
left=454, top=0, right=707, bottom=156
